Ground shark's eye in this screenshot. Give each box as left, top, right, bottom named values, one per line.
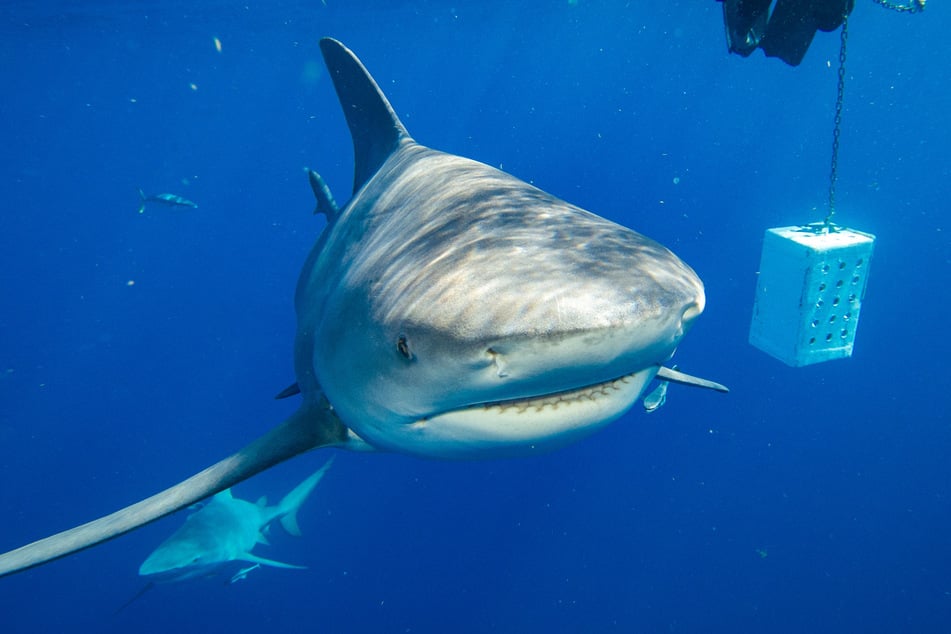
left=396, top=335, right=413, bottom=360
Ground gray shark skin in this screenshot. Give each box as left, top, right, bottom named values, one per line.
left=0, top=38, right=724, bottom=579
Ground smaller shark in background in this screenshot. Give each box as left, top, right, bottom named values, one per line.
left=136, top=188, right=198, bottom=214
left=138, top=457, right=333, bottom=584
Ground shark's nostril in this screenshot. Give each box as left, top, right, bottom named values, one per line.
left=487, top=348, right=509, bottom=378
left=682, top=302, right=702, bottom=325
left=678, top=301, right=704, bottom=338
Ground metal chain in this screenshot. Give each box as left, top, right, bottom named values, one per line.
left=872, top=0, right=926, bottom=14
left=824, top=13, right=849, bottom=229
left=819, top=0, right=924, bottom=231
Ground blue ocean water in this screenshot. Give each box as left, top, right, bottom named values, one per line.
left=1, top=1, right=948, bottom=632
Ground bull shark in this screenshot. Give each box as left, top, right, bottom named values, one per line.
left=138, top=457, right=333, bottom=584
left=0, top=38, right=726, bottom=579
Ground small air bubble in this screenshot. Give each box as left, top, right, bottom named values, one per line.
left=811, top=319, right=819, bottom=328
left=809, top=337, right=816, bottom=345
left=852, top=275, right=861, bottom=285
left=828, top=315, right=836, bottom=323
left=825, top=333, right=833, bottom=342
left=836, top=280, right=844, bottom=288
left=856, top=258, right=864, bottom=267
left=832, top=297, right=840, bottom=307
left=839, top=261, right=847, bottom=270
left=840, top=329, right=848, bottom=339
left=819, top=283, right=827, bottom=291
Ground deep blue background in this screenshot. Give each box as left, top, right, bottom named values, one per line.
left=1, top=2, right=948, bottom=632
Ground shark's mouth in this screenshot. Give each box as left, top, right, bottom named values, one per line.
left=403, top=366, right=659, bottom=458
left=474, top=371, right=646, bottom=415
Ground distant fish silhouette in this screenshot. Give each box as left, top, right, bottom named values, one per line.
left=137, top=188, right=198, bottom=214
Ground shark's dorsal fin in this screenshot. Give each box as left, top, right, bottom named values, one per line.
left=213, top=489, right=233, bottom=500
left=319, top=37, right=410, bottom=194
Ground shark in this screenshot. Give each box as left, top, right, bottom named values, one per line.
left=138, top=457, right=333, bottom=584
left=136, top=188, right=198, bottom=214
left=0, top=38, right=726, bottom=579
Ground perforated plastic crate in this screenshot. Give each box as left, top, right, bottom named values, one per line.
left=749, top=225, right=875, bottom=367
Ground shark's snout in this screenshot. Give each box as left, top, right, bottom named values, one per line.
left=138, top=549, right=202, bottom=582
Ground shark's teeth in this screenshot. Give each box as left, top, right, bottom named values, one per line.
left=398, top=367, right=658, bottom=459
left=479, top=374, right=635, bottom=415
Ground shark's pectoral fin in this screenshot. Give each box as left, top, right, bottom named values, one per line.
left=0, top=399, right=349, bottom=579
left=239, top=553, right=307, bottom=570
left=656, top=366, right=729, bottom=393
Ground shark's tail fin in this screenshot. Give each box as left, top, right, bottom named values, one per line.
left=136, top=188, right=147, bottom=214
left=276, top=456, right=334, bottom=537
